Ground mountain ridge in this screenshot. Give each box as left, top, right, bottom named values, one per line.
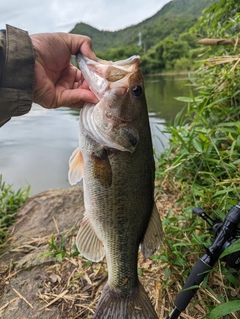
left=70, top=0, right=216, bottom=53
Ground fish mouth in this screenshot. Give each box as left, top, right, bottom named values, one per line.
left=76, top=53, right=140, bottom=99
left=78, top=54, right=141, bottom=153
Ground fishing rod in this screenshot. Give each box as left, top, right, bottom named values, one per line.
left=167, top=202, right=240, bottom=319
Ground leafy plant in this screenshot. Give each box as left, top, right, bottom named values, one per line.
left=209, top=301, right=240, bottom=319
left=157, top=0, right=240, bottom=212
left=42, top=233, right=67, bottom=263
left=155, top=0, right=240, bottom=317
left=0, top=174, right=30, bottom=243
left=42, top=232, right=82, bottom=263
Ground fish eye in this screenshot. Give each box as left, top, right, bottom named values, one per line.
left=131, top=85, right=143, bottom=98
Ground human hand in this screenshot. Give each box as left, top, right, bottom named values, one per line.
left=30, top=32, right=98, bottom=109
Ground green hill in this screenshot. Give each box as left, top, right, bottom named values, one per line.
left=70, top=0, right=216, bottom=53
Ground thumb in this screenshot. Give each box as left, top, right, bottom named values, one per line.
left=64, top=33, right=97, bottom=60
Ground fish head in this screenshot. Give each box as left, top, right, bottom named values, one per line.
left=78, top=54, right=147, bottom=153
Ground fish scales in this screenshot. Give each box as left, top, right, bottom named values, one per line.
left=68, top=53, right=162, bottom=319
left=84, top=142, right=153, bottom=291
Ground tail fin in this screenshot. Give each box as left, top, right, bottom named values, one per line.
left=93, top=281, right=158, bottom=319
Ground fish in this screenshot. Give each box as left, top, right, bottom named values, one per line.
left=68, top=53, right=163, bottom=319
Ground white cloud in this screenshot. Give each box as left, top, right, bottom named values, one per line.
left=0, top=0, right=170, bottom=34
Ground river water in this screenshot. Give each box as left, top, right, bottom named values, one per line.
left=0, top=74, right=190, bottom=195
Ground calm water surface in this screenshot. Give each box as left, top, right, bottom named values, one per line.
left=0, top=74, right=190, bottom=195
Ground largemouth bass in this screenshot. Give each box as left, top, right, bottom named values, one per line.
left=68, top=53, right=162, bottom=319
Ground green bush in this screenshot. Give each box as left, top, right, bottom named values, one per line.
left=155, top=1, right=240, bottom=317
left=0, top=175, right=30, bottom=243
left=157, top=6, right=240, bottom=214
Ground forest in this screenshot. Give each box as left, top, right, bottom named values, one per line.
left=70, top=0, right=217, bottom=73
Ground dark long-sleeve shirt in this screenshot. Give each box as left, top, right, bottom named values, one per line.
left=0, top=25, right=35, bottom=127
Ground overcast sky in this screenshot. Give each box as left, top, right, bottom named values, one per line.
left=0, top=0, right=170, bottom=34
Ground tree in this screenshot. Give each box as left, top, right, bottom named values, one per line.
left=161, top=36, right=190, bottom=70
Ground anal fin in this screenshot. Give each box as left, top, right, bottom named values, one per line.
left=76, top=214, right=105, bottom=262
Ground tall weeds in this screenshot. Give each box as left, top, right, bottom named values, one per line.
left=155, top=1, right=240, bottom=317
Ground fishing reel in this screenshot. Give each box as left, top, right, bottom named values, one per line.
left=193, top=205, right=240, bottom=269
left=167, top=202, right=240, bottom=319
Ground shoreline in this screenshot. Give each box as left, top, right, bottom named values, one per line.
left=145, top=71, right=196, bottom=76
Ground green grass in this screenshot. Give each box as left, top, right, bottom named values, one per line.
left=0, top=174, right=30, bottom=244
left=153, top=1, right=240, bottom=316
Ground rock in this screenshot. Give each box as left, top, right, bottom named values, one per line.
left=10, top=186, right=84, bottom=242
left=0, top=186, right=85, bottom=319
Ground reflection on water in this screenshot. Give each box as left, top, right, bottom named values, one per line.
left=145, top=74, right=190, bottom=156
left=0, top=74, right=190, bottom=195
left=145, top=74, right=189, bottom=121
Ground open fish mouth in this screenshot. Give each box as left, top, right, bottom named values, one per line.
left=77, top=53, right=143, bottom=153
left=76, top=53, right=141, bottom=99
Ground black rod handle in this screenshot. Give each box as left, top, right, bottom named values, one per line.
left=174, top=256, right=213, bottom=312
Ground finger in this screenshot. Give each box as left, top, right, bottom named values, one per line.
left=73, top=79, right=91, bottom=90
left=73, top=81, right=80, bottom=89
left=75, top=68, right=82, bottom=82
left=58, top=88, right=98, bottom=107
left=80, top=41, right=97, bottom=61
left=68, top=101, right=85, bottom=109
left=78, top=80, right=91, bottom=91
left=66, top=34, right=97, bottom=60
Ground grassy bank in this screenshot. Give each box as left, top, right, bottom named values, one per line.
left=153, top=1, right=240, bottom=317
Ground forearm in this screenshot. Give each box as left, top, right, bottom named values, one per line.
left=0, top=25, right=35, bottom=127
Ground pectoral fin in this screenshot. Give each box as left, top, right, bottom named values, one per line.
left=141, top=202, right=163, bottom=258
left=68, top=148, right=84, bottom=185
left=92, top=148, right=112, bottom=188
left=76, top=214, right=105, bottom=262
